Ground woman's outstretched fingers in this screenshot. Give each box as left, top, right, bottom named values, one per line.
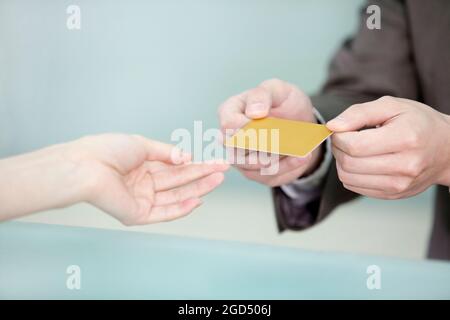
left=145, top=198, right=203, bottom=224
left=152, top=162, right=229, bottom=191
left=153, top=172, right=225, bottom=206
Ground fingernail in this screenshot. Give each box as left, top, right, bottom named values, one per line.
left=327, top=116, right=346, bottom=128
left=205, top=159, right=230, bottom=169
left=247, top=103, right=266, bottom=116
left=211, top=172, right=225, bottom=184
left=171, top=148, right=186, bottom=164
left=181, top=152, right=192, bottom=163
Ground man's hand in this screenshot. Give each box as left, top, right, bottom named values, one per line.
left=327, top=96, right=450, bottom=199
left=218, top=79, right=322, bottom=187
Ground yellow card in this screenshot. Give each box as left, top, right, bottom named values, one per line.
left=224, top=117, right=332, bottom=157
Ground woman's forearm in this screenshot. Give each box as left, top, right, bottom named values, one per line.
left=0, top=142, right=90, bottom=221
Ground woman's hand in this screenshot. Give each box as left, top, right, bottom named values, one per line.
left=0, top=134, right=229, bottom=224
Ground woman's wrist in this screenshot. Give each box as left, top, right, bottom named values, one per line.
left=0, top=141, right=95, bottom=220
left=52, top=139, right=101, bottom=206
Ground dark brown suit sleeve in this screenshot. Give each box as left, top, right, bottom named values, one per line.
left=274, top=0, right=420, bottom=231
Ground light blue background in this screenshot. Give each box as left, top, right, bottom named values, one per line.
left=0, top=0, right=361, bottom=160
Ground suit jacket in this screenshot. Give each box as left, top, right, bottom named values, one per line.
left=273, top=0, right=450, bottom=260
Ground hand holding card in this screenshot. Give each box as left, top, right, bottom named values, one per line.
left=218, top=79, right=326, bottom=187
left=327, top=96, right=450, bottom=199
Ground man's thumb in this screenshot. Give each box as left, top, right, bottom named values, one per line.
left=246, top=102, right=271, bottom=119
left=326, top=98, right=401, bottom=132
